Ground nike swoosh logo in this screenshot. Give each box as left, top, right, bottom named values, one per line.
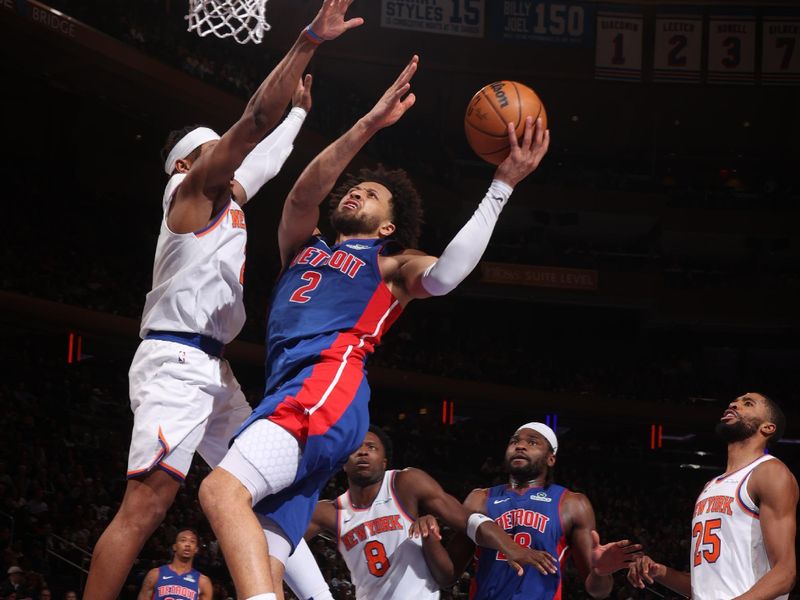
left=493, top=498, right=511, bottom=504
left=163, top=576, right=174, bottom=580
left=492, top=196, right=504, bottom=203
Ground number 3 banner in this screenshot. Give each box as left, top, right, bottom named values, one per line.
left=707, top=12, right=756, bottom=84
left=595, top=8, right=644, bottom=81
left=762, top=14, right=800, bottom=85
left=653, top=10, right=702, bottom=83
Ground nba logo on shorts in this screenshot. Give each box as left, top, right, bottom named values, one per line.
left=178, top=351, right=186, bottom=364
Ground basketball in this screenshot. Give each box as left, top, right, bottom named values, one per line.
left=464, top=81, right=548, bottom=165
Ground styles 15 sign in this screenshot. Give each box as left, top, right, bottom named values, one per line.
left=381, top=0, right=485, bottom=38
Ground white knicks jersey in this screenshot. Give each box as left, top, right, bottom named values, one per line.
left=139, top=174, right=247, bottom=344
left=336, top=470, right=439, bottom=600
left=691, top=454, right=786, bottom=600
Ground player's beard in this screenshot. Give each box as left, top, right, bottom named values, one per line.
left=331, top=207, right=383, bottom=237
left=715, top=415, right=761, bottom=443
left=505, top=454, right=549, bottom=483
left=348, top=469, right=384, bottom=488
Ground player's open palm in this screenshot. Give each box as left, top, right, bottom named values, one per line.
left=310, top=0, right=364, bottom=41
left=293, top=74, right=313, bottom=112
left=364, top=55, right=419, bottom=131
left=627, top=554, right=667, bottom=589
left=495, top=116, right=550, bottom=188
left=590, top=530, right=643, bottom=576
left=505, top=544, right=558, bottom=577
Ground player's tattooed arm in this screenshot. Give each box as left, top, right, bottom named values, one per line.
left=564, top=492, right=641, bottom=599
left=304, top=499, right=338, bottom=540
left=136, top=568, right=158, bottom=600
left=277, top=55, right=418, bottom=266
left=734, top=460, right=798, bottom=600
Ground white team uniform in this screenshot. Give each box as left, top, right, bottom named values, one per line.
left=127, top=174, right=250, bottom=479
left=690, top=454, right=787, bottom=600
left=336, top=470, right=439, bottom=600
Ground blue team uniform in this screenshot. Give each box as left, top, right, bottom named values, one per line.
left=236, top=236, right=403, bottom=549
left=471, top=484, right=569, bottom=600
left=152, top=565, right=201, bottom=600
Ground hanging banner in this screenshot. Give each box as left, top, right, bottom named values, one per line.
left=653, top=10, right=703, bottom=83
left=761, top=15, right=800, bottom=85
left=707, top=13, right=756, bottom=84
left=380, top=0, right=485, bottom=38
left=481, top=263, right=599, bottom=291
left=489, top=1, right=594, bottom=47
left=595, top=8, right=644, bottom=81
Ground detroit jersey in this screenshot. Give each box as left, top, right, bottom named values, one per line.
left=336, top=470, right=438, bottom=600
left=263, top=235, right=402, bottom=394
left=153, top=565, right=201, bottom=600
left=471, top=484, right=569, bottom=600
left=140, top=173, right=247, bottom=344
left=690, top=455, right=786, bottom=600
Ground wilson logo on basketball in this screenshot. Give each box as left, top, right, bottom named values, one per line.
left=491, top=83, right=510, bottom=108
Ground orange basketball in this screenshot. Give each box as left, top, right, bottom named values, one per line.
left=464, top=81, right=548, bottom=165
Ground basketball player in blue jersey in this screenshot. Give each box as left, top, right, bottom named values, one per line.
left=415, top=423, right=641, bottom=599
left=83, top=2, right=363, bottom=599
left=198, top=55, right=551, bottom=600
left=138, top=529, right=212, bottom=600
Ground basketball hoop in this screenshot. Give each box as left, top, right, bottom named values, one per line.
left=186, top=0, right=270, bottom=45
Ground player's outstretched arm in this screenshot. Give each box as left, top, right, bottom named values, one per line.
left=231, top=75, right=313, bottom=206
left=734, top=460, right=798, bottom=600
left=627, top=555, right=690, bottom=597
left=277, top=55, right=419, bottom=266
left=136, top=568, right=158, bottom=600
left=396, top=116, right=550, bottom=300
left=171, top=0, right=362, bottom=233
left=402, top=470, right=558, bottom=579
left=565, top=492, right=642, bottom=599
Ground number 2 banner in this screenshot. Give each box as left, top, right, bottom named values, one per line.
left=762, top=15, right=800, bottom=85
left=653, top=11, right=702, bottom=83
left=707, top=13, right=756, bottom=84
left=595, top=8, right=644, bottom=81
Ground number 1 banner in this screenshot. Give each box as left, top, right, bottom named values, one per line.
left=707, top=13, right=756, bottom=84
left=595, top=8, right=644, bottom=81
left=762, top=14, right=800, bottom=85
left=653, top=10, right=702, bottom=83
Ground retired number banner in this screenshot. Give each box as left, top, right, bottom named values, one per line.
left=707, top=13, right=756, bottom=84
left=380, top=0, right=485, bottom=37
left=595, top=8, right=644, bottom=81
left=653, top=11, right=702, bottom=83
left=762, top=15, right=800, bottom=85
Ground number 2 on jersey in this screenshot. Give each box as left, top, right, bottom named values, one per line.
left=692, top=518, right=721, bottom=566
left=364, top=540, right=390, bottom=577
left=289, top=271, right=322, bottom=303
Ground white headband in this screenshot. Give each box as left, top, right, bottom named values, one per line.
left=516, top=422, right=558, bottom=454
left=164, top=127, right=221, bottom=175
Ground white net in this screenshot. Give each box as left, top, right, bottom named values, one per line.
left=186, top=0, right=270, bottom=45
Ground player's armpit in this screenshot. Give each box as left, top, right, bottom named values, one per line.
left=391, top=252, right=437, bottom=301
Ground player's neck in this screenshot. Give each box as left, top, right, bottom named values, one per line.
left=508, top=476, right=546, bottom=490
left=336, top=232, right=380, bottom=245
left=169, top=558, right=193, bottom=574
left=349, top=480, right=383, bottom=508
left=725, top=438, right=767, bottom=473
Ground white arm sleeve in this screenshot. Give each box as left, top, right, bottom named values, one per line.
left=283, top=539, right=334, bottom=600
left=233, top=107, right=307, bottom=202
left=420, top=179, right=513, bottom=296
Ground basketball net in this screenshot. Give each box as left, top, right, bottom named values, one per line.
left=186, top=0, right=270, bottom=45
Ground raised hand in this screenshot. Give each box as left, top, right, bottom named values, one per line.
left=292, top=74, right=313, bottom=112
left=495, top=116, right=550, bottom=188
left=309, top=0, right=364, bottom=41
left=590, top=530, right=643, bottom=576
left=363, top=55, right=419, bottom=132
left=504, top=544, right=558, bottom=577
left=409, top=515, right=442, bottom=541
left=627, top=554, right=667, bottom=589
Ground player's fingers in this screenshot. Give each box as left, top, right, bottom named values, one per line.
left=506, top=122, right=519, bottom=150
left=522, top=115, right=534, bottom=149
left=401, top=93, right=416, bottom=111
left=304, top=73, right=313, bottom=90
left=508, top=560, right=525, bottom=577
left=534, top=117, right=545, bottom=146
left=343, top=16, right=364, bottom=30
left=625, top=544, right=643, bottom=554
left=591, top=530, right=601, bottom=548
left=396, top=56, right=419, bottom=87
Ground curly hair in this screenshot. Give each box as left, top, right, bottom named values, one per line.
left=329, top=165, right=424, bottom=249
left=160, top=124, right=207, bottom=174
left=368, top=424, right=394, bottom=466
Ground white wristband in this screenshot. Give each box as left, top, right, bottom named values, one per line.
left=466, top=512, right=493, bottom=543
